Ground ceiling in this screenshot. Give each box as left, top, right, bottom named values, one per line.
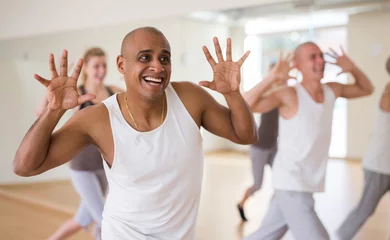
left=0, top=0, right=389, bottom=40
left=0, top=0, right=288, bottom=40
left=190, top=0, right=390, bottom=25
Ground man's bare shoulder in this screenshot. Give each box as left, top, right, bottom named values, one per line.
left=171, top=81, right=204, bottom=94
left=272, top=85, right=296, bottom=98
left=170, top=81, right=210, bottom=120
left=171, top=81, right=210, bottom=101
left=71, top=103, right=110, bottom=128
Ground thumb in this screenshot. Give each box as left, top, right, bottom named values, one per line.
left=34, top=74, right=50, bottom=87
left=199, top=81, right=216, bottom=91
left=78, top=94, right=96, bottom=105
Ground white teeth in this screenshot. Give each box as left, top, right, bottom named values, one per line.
left=144, top=77, right=162, bottom=83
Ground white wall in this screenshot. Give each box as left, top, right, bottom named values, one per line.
left=175, top=20, right=233, bottom=151
left=0, top=17, right=240, bottom=184
left=0, top=60, right=75, bottom=184
left=347, top=10, right=390, bottom=159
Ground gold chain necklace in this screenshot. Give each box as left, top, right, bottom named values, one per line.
left=124, top=93, right=165, bottom=130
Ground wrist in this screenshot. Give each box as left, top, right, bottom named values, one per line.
left=349, top=64, right=358, bottom=73
left=223, top=90, right=241, bottom=99
left=44, top=106, right=67, bottom=119
left=266, top=74, right=282, bottom=84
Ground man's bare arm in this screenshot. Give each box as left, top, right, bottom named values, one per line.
left=244, top=75, right=283, bottom=113
left=199, top=85, right=258, bottom=144
left=244, top=52, right=295, bottom=113
left=196, top=37, right=257, bottom=144
left=13, top=50, right=96, bottom=176
left=328, top=66, right=374, bottom=99
left=14, top=108, right=92, bottom=176
left=327, top=47, right=374, bottom=99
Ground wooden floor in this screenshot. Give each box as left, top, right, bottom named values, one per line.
left=0, top=151, right=389, bottom=240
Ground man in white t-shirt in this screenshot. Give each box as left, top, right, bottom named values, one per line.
left=244, top=43, right=374, bottom=240
left=13, top=27, right=258, bottom=240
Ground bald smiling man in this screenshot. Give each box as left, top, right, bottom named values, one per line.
left=13, top=27, right=258, bottom=239
left=243, top=42, right=374, bottom=240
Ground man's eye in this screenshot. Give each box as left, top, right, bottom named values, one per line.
left=140, top=55, right=151, bottom=61
left=161, top=56, right=170, bottom=63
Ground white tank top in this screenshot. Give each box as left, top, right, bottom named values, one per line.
left=363, top=108, right=390, bottom=175
left=101, top=84, right=203, bottom=240
left=272, top=83, right=336, bottom=192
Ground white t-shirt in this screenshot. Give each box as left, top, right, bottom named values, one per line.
left=101, top=84, right=204, bottom=240
left=272, top=83, right=336, bottom=192
left=363, top=108, right=390, bottom=175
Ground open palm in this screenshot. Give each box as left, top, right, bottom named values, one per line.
left=200, top=37, right=250, bottom=94
left=269, top=52, right=296, bottom=84
left=326, top=46, right=356, bottom=76
left=269, top=51, right=296, bottom=85
left=34, top=50, right=95, bottom=110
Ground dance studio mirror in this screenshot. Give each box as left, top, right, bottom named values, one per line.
left=1, top=0, right=389, bottom=239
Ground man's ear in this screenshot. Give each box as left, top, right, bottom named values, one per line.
left=117, top=55, right=125, bottom=74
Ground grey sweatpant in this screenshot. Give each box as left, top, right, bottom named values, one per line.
left=337, top=169, right=390, bottom=240
left=248, top=146, right=277, bottom=196
left=244, top=190, right=329, bottom=240
left=70, top=169, right=108, bottom=240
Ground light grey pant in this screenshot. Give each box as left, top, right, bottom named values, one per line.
left=70, top=169, right=108, bottom=240
left=337, top=169, right=390, bottom=240
left=248, top=146, right=277, bottom=196
left=245, top=190, right=329, bottom=240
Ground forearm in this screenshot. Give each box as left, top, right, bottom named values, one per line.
left=224, top=91, right=258, bottom=144
left=13, top=107, right=66, bottom=176
left=350, top=66, right=374, bottom=95
left=243, top=75, right=276, bottom=109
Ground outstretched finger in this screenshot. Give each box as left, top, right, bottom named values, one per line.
left=279, top=51, right=283, bottom=61
left=340, top=45, right=346, bottom=55
left=213, top=37, right=224, bottom=63
left=199, top=81, right=216, bottom=91
left=226, top=38, right=232, bottom=61
left=60, top=49, right=68, bottom=76
left=78, top=94, right=96, bottom=105
left=237, top=50, right=251, bottom=66
left=287, top=53, right=295, bottom=63
left=71, top=58, right=84, bottom=81
left=284, top=52, right=292, bottom=61
left=325, top=52, right=337, bottom=60
left=49, top=53, right=59, bottom=78
left=329, top=48, right=339, bottom=58
left=34, top=74, right=50, bottom=87
left=202, top=46, right=217, bottom=67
